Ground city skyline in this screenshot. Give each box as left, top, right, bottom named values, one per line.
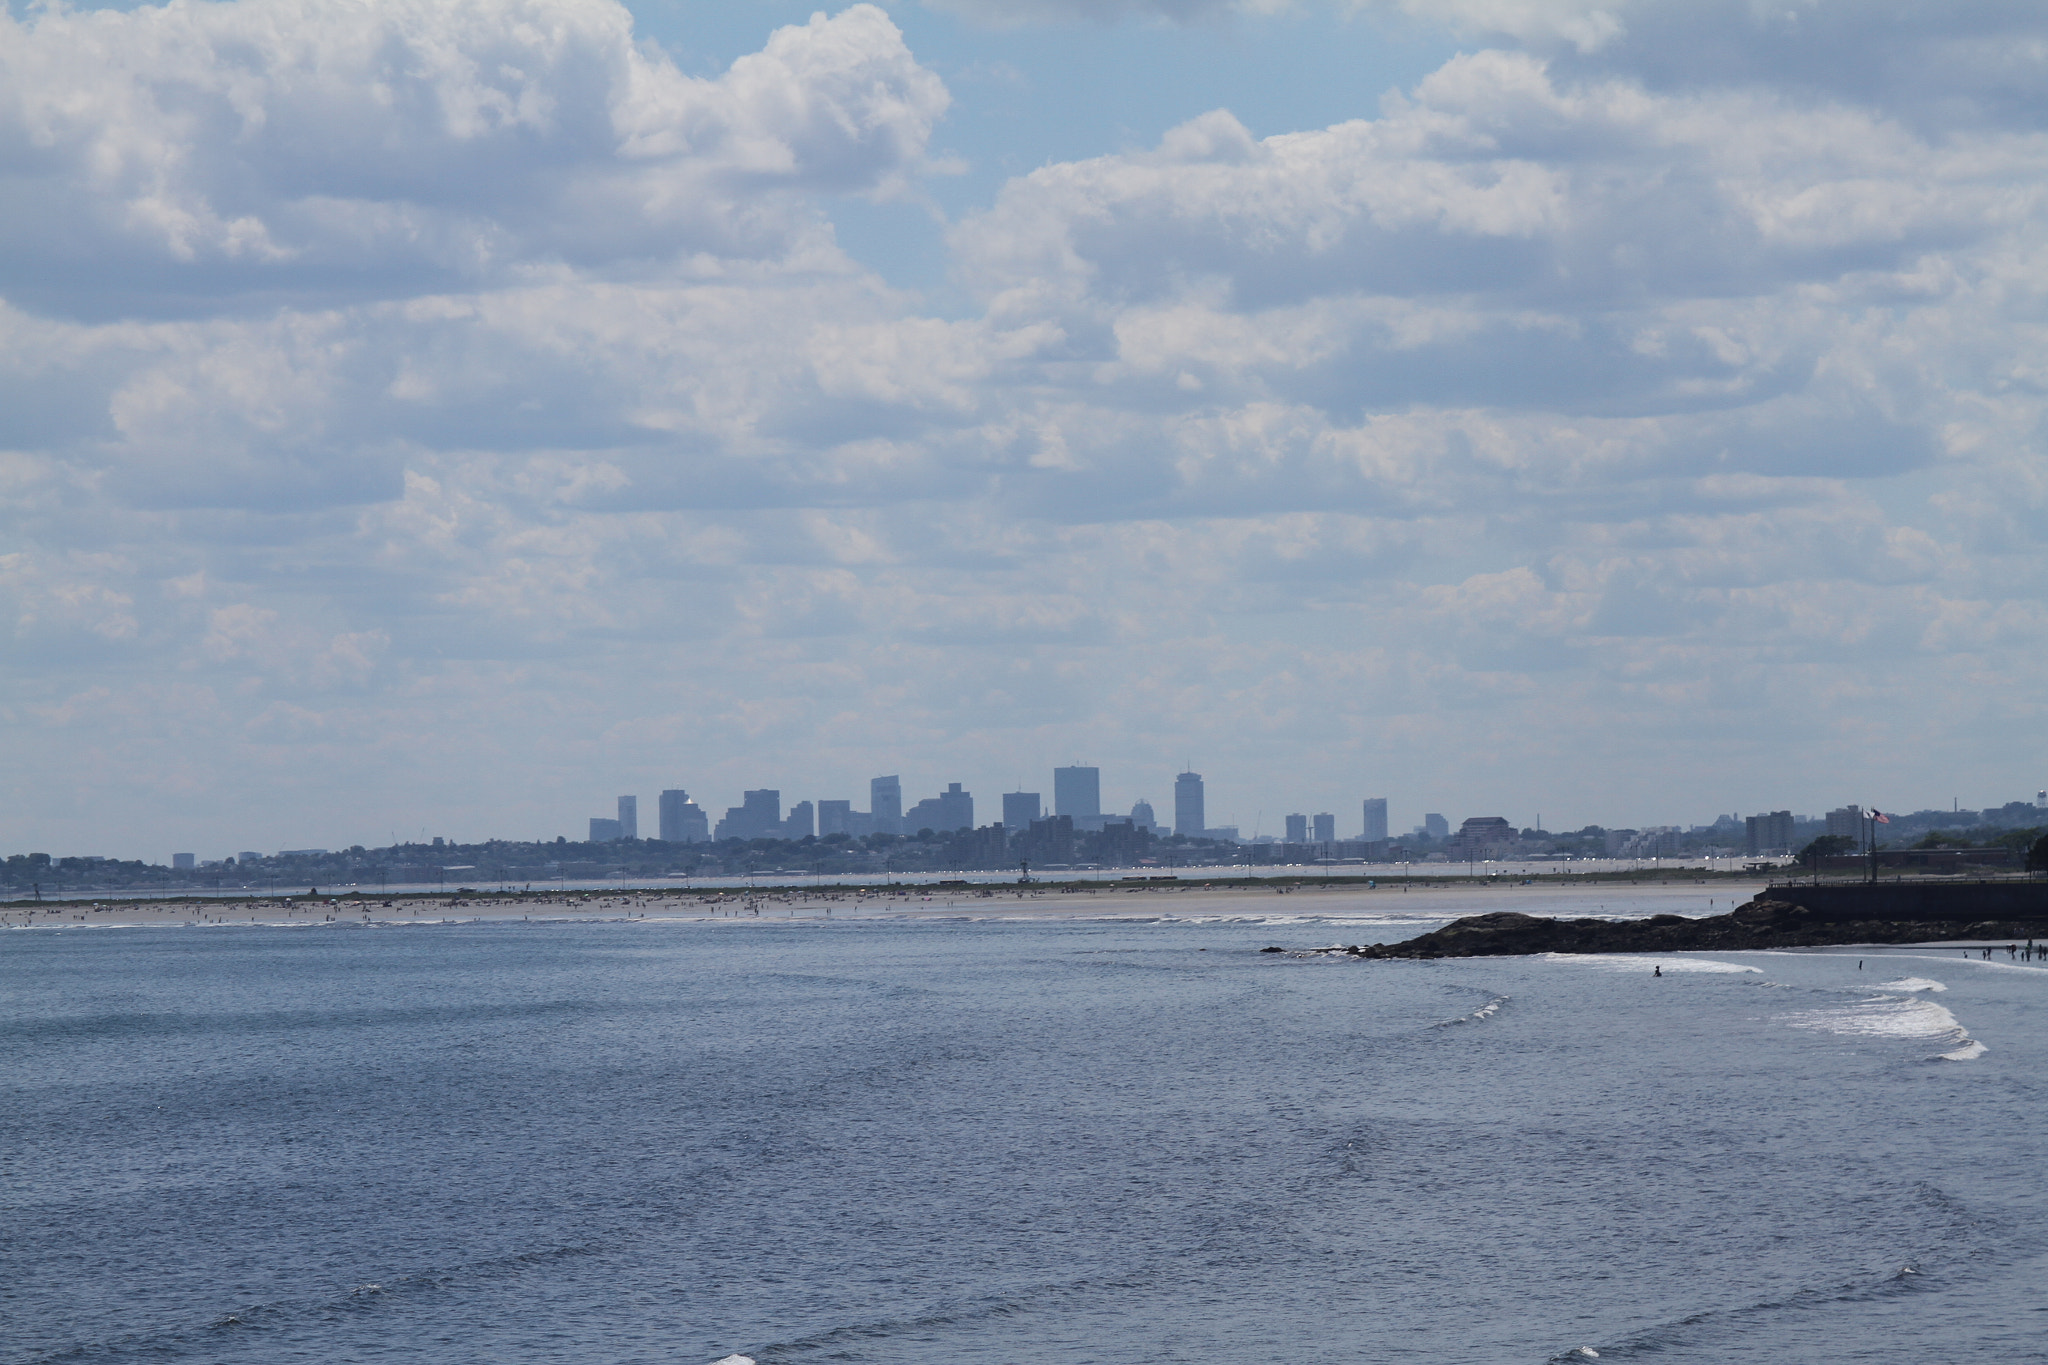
left=110, top=791, right=2048, bottom=876
left=109, top=763, right=2046, bottom=866
left=5, top=0, right=2045, bottom=861
left=15, top=726, right=2047, bottom=861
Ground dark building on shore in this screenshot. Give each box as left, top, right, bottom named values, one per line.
left=1746, top=810, right=1796, bottom=855
left=1445, top=816, right=1516, bottom=861
left=1018, top=814, right=1075, bottom=867
left=948, top=824, right=1012, bottom=870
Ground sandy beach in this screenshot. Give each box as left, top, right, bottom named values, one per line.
left=1, top=876, right=1770, bottom=931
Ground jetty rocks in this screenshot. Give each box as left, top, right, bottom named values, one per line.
left=1327, top=892, right=2048, bottom=959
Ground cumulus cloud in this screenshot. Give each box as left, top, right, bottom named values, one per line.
left=942, top=50, right=2048, bottom=533
left=0, top=0, right=947, bottom=316
left=2, top=0, right=2044, bottom=852
left=1367, top=0, right=2048, bottom=125
left=922, top=0, right=1286, bottom=24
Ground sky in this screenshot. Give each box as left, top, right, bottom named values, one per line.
left=3, top=0, right=2046, bottom=859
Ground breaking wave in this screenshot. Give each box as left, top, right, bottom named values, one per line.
left=1436, top=993, right=1510, bottom=1026
left=1539, top=953, right=1762, bottom=974
left=1782, top=993, right=1985, bottom=1060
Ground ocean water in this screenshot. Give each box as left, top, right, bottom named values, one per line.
left=5, top=915, right=2047, bottom=1364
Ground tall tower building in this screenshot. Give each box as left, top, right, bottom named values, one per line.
left=715, top=789, right=784, bottom=841
left=871, top=775, right=902, bottom=834
left=617, top=795, right=638, bottom=841
left=1002, top=791, right=1041, bottom=829
left=1285, top=813, right=1308, bottom=843
left=937, top=783, right=973, bottom=832
left=1174, top=771, right=1205, bottom=838
left=659, top=789, right=708, bottom=843
left=1313, top=813, right=1335, bottom=844
left=1361, top=798, right=1388, bottom=843
left=1054, top=766, right=1100, bottom=827
left=818, top=800, right=853, bottom=837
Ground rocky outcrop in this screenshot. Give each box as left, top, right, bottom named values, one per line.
left=1324, top=896, right=2048, bottom=959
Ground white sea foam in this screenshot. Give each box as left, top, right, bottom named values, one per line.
left=1782, top=994, right=1985, bottom=1060
left=1879, top=977, right=1946, bottom=992
left=710, top=1355, right=756, bottom=1365
left=1539, top=953, right=1761, bottom=974
left=1880, top=953, right=2048, bottom=975
left=1437, top=994, right=1510, bottom=1026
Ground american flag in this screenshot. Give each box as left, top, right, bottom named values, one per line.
left=1865, top=809, right=1890, bottom=824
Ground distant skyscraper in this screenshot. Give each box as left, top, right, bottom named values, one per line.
left=715, top=789, right=783, bottom=841
left=871, top=775, right=902, bottom=835
left=1174, top=771, right=1205, bottom=838
left=1002, top=791, right=1041, bottom=829
left=783, top=800, right=815, bottom=840
left=617, top=795, right=637, bottom=841
left=904, top=783, right=974, bottom=833
left=1130, top=799, right=1157, bottom=833
left=1824, top=805, right=1861, bottom=840
left=1054, top=766, right=1100, bottom=822
left=1313, top=813, right=1335, bottom=844
left=1424, top=813, right=1449, bottom=840
left=1361, top=798, right=1388, bottom=843
left=1285, top=813, right=1308, bottom=843
left=659, top=789, right=708, bottom=843
left=172, top=852, right=195, bottom=870
left=818, top=799, right=853, bottom=837
left=589, top=817, right=623, bottom=842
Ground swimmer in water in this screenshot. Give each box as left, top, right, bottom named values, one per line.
left=1653, top=965, right=1661, bottom=977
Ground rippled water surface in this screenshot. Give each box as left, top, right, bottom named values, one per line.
left=6, top=919, right=2046, bottom=1364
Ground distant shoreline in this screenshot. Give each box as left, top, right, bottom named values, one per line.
left=2, top=864, right=1839, bottom=911
left=3, top=877, right=1776, bottom=930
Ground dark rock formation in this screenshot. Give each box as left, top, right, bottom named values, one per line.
left=1326, top=895, right=2048, bottom=959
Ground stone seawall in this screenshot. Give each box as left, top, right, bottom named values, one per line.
left=1757, top=879, right=2046, bottom=923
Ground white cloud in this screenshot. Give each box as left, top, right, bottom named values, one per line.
left=2, top=0, right=2045, bottom=853
left=0, top=0, right=947, bottom=314
left=1366, top=0, right=2048, bottom=128
left=922, top=0, right=1289, bottom=24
